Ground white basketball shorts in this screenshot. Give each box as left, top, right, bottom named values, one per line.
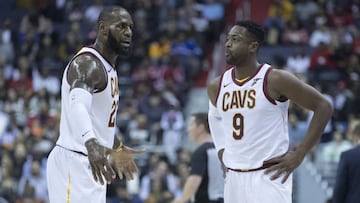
left=46, top=145, right=107, bottom=203
left=224, top=169, right=292, bottom=203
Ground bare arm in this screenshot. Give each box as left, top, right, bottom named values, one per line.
left=264, top=69, right=333, bottom=182
left=171, top=175, right=202, bottom=203
left=67, top=54, right=115, bottom=185
left=268, top=69, right=333, bottom=156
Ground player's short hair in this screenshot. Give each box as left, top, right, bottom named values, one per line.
left=97, top=6, right=124, bottom=24
left=235, top=20, right=265, bottom=44
left=192, top=112, right=210, bottom=133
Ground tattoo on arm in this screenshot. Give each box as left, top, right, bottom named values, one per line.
left=67, top=54, right=107, bottom=93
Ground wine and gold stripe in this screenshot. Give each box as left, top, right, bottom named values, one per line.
left=67, top=173, right=71, bottom=203
left=236, top=76, right=250, bottom=83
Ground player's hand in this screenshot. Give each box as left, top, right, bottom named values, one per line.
left=110, top=144, right=145, bottom=180
left=263, top=150, right=304, bottom=183
left=85, top=138, right=115, bottom=185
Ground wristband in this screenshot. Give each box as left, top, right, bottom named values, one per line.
left=115, top=141, right=123, bottom=152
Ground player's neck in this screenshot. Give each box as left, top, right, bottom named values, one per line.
left=93, top=41, right=117, bottom=67
left=234, top=61, right=261, bottom=79
left=199, top=135, right=213, bottom=144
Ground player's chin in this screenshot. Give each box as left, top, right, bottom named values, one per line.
left=225, top=57, right=234, bottom=65
left=119, top=46, right=132, bottom=58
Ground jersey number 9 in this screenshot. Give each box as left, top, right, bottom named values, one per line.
left=232, top=113, right=244, bottom=140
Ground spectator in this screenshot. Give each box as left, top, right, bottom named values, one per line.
left=264, top=0, right=294, bottom=44
left=0, top=34, right=14, bottom=65
left=0, top=154, right=17, bottom=203
left=293, top=0, right=319, bottom=26
left=333, top=81, right=354, bottom=130
left=160, top=104, right=185, bottom=164
left=84, top=0, right=104, bottom=24
left=190, top=8, right=209, bottom=50
left=32, top=64, right=60, bottom=96
left=148, top=34, right=171, bottom=65
left=18, top=160, right=48, bottom=202
left=170, top=31, right=202, bottom=82
left=309, top=15, right=332, bottom=48
left=286, top=46, right=310, bottom=75
left=195, top=0, right=225, bottom=42
left=139, top=160, right=180, bottom=202
left=128, top=114, right=151, bottom=146
left=282, top=18, right=309, bottom=45
left=308, top=42, right=337, bottom=83
left=330, top=6, right=354, bottom=28
left=323, top=131, right=353, bottom=162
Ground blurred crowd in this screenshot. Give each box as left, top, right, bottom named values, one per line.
left=0, top=0, right=360, bottom=202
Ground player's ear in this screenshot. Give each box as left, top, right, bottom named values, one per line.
left=98, top=21, right=107, bottom=35
left=249, top=41, right=259, bottom=53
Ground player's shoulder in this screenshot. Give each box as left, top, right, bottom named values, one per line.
left=267, top=68, right=299, bottom=84
left=72, top=52, right=102, bottom=68
left=68, top=52, right=106, bottom=77
left=207, top=76, right=221, bottom=90
left=268, top=67, right=286, bottom=77
left=66, top=51, right=108, bottom=89
left=207, top=76, right=221, bottom=103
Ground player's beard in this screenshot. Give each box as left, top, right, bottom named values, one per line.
left=108, top=31, right=132, bottom=58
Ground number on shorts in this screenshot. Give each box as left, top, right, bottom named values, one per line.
left=233, top=113, right=244, bottom=140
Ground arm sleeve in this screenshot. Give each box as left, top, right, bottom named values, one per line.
left=68, top=88, right=96, bottom=144
left=208, top=101, right=225, bottom=152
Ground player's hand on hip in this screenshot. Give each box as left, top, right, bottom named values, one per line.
left=85, top=138, right=115, bottom=185
left=110, top=144, right=145, bottom=180
left=263, top=150, right=304, bottom=183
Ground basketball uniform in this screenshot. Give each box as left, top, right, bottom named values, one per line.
left=46, top=46, right=119, bottom=203
left=215, top=64, right=292, bottom=203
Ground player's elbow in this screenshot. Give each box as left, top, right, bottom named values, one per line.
left=317, top=98, right=333, bottom=120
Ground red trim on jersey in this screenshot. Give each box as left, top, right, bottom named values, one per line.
left=215, top=73, right=225, bottom=106
left=231, top=64, right=265, bottom=86
left=66, top=51, right=109, bottom=93
left=263, top=67, right=277, bottom=105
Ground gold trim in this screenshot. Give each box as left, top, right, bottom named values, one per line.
left=67, top=173, right=71, bottom=203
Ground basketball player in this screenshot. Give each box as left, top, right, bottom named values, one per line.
left=46, top=6, right=143, bottom=203
left=207, top=20, right=333, bottom=203
left=172, top=113, right=224, bottom=203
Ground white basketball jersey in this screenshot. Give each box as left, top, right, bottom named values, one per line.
left=216, top=64, right=289, bottom=169
left=57, top=47, right=119, bottom=154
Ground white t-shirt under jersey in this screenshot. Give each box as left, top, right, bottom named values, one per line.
left=57, top=47, right=119, bottom=154
left=215, top=64, right=289, bottom=169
